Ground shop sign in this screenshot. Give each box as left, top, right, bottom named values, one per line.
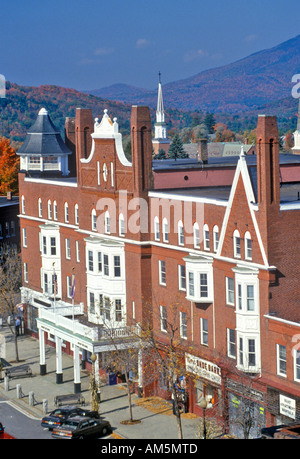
left=279, top=394, right=296, bottom=419
left=185, top=353, right=221, bottom=385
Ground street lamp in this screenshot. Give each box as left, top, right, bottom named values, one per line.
left=199, top=398, right=208, bottom=439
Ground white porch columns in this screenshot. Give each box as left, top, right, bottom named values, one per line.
left=55, top=336, right=63, bottom=384
left=73, top=344, right=81, bottom=393
left=39, top=328, right=47, bottom=375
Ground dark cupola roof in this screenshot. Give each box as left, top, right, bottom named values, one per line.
left=18, top=108, right=71, bottom=157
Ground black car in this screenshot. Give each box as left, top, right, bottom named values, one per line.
left=41, top=406, right=100, bottom=430
left=51, top=416, right=111, bottom=439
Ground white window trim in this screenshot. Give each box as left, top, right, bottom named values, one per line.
left=233, top=229, right=241, bottom=258
left=184, top=255, right=213, bottom=303
left=227, top=328, right=236, bottom=359
left=119, top=213, right=125, bottom=237
left=226, top=277, right=235, bottom=306
left=178, top=264, right=186, bottom=291
left=159, top=260, right=166, bottom=286
left=65, top=238, right=71, bottom=260
left=180, top=311, right=187, bottom=339
left=277, top=343, right=287, bottom=378
left=38, top=198, right=42, bottom=218
left=92, top=209, right=97, bottom=232
left=193, top=222, right=200, bottom=249
left=64, top=202, right=69, bottom=223
left=75, top=204, right=79, bottom=226
left=200, top=318, right=208, bottom=346
left=162, top=218, right=169, bottom=243
left=203, top=224, right=210, bottom=251
left=178, top=220, right=184, bottom=246
left=154, top=216, right=160, bottom=241
left=160, top=305, right=167, bottom=332
left=213, top=225, right=219, bottom=253
left=244, top=231, right=252, bottom=260
left=293, top=348, right=300, bottom=383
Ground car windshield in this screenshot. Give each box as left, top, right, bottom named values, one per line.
left=61, top=420, right=80, bottom=430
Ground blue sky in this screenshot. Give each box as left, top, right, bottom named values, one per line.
left=1, top=0, right=300, bottom=91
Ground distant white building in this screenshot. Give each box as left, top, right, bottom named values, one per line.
left=152, top=73, right=170, bottom=156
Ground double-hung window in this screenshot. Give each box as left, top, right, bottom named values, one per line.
left=226, top=277, right=235, bottom=305
left=50, top=237, right=56, bottom=256
left=200, top=273, right=208, bottom=298
left=178, top=221, right=184, bottom=246
left=65, top=238, right=71, bottom=259
left=201, top=318, right=208, bottom=346
left=178, top=265, right=186, bottom=291
left=180, top=312, right=187, bottom=339
left=159, top=260, right=166, bottom=286
left=227, top=328, right=236, bottom=358
left=277, top=344, right=287, bottom=377
left=114, top=255, right=121, bottom=277
left=160, top=305, right=167, bottom=332
left=88, top=250, right=94, bottom=272
left=104, top=254, right=109, bottom=276
left=233, top=229, right=241, bottom=258
left=115, top=299, right=122, bottom=322
left=203, top=224, right=210, bottom=250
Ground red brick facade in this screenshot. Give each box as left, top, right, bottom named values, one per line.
left=19, top=106, right=300, bottom=437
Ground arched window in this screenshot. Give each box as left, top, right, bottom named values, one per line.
left=21, top=195, right=25, bottom=214
left=119, top=213, right=125, bottom=237
left=64, top=202, right=69, bottom=223
left=213, top=225, right=219, bottom=252
left=48, top=200, right=52, bottom=220
left=177, top=220, right=184, bottom=246
left=53, top=201, right=58, bottom=220
left=244, top=231, right=252, bottom=260
left=163, top=218, right=169, bottom=243
left=203, top=223, right=210, bottom=250
left=105, top=211, right=110, bottom=234
left=75, top=204, right=79, bottom=226
left=154, top=216, right=160, bottom=241
left=233, top=229, right=241, bottom=258
left=38, top=198, right=42, bottom=218
left=193, top=222, right=200, bottom=248
left=91, top=209, right=97, bottom=231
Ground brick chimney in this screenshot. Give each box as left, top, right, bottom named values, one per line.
left=256, top=115, right=280, bottom=208
left=197, top=138, right=208, bottom=164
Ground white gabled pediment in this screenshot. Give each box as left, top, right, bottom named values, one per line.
left=217, top=149, right=269, bottom=267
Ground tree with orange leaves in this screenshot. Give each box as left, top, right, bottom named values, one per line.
left=0, top=137, right=19, bottom=195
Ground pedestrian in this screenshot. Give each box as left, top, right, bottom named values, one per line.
left=15, top=317, right=20, bottom=336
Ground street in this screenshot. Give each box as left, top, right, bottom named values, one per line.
left=0, top=396, right=50, bottom=439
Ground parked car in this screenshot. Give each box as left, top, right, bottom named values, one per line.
left=41, top=406, right=100, bottom=430
left=0, top=422, right=14, bottom=439
left=51, top=416, right=111, bottom=439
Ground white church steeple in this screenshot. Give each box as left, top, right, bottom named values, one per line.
left=152, top=73, right=170, bottom=156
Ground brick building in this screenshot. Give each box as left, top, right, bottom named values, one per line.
left=18, top=105, right=300, bottom=437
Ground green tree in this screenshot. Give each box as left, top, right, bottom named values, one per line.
left=204, top=113, right=216, bottom=134
left=153, top=148, right=168, bottom=160
left=168, top=134, right=188, bottom=160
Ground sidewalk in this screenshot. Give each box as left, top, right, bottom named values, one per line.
left=0, top=326, right=201, bottom=439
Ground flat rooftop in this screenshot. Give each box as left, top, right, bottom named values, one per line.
left=152, top=153, right=300, bottom=171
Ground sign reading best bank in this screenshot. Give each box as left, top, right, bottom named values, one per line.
left=185, top=353, right=221, bottom=385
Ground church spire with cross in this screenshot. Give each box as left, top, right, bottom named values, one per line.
left=153, top=72, right=170, bottom=156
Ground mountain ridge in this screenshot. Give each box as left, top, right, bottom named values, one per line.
left=88, top=34, right=300, bottom=113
